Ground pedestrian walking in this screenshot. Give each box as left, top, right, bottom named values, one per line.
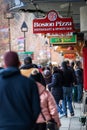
left=75, top=60, right=83, bottom=103
left=48, top=66, right=64, bottom=116
left=61, top=61, right=74, bottom=117
left=0, top=51, right=41, bottom=130
left=30, top=68, right=61, bottom=130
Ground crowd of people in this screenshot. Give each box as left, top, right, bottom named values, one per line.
left=0, top=50, right=83, bottom=130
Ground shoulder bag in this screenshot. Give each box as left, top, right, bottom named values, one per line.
left=41, top=112, right=59, bottom=130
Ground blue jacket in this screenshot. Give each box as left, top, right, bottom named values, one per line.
left=0, top=67, right=41, bottom=130
left=48, top=72, right=63, bottom=104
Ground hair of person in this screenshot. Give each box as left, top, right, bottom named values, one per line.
left=30, top=68, right=46, bottom=88
left=61, top=61, right=68, bottom=70
left=71, top=61, right=75, bottom=67
left=4, top=51, right=20, bottom=67
left=24, top=56, right=32, bottom=65
left=30, top=68, right=42, bottom=82
left=75, top=60, right=81, bottom=67
left=65, top=60, right=70, bottom=65
left=31, top=68, right=39, bottom=75
left=53, top=66, right=58, bottom=73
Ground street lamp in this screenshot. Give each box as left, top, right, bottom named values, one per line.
left=4, top=12, right=14, bottom=51
left=21, top=21, right=28, bottom=52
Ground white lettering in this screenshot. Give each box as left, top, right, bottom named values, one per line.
left=56, top=21, right=72, bottom=26
left=34, top=22, right=54, bottom=27
left=34, top=28, right=53, bottom=31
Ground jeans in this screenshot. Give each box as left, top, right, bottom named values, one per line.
left=57, top=104, right=64, bottom=114
left=77, top=84, right=83, bottom=102
left=62, top=86, right=74, bottom=115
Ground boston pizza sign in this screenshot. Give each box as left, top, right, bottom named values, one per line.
left=33, top=10, right=74, bottom=34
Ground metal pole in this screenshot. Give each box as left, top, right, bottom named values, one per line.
left=49, top=43, right=52, bottom=62
left=24, top=31, right=26, bottom=52
left=8, top=18, right=11, bottom=51
left=50, top=48, right=52, bottom=62
left=21, top=21, right=28, bottom=52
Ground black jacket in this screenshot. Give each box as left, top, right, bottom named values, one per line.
left=62, top=68, right=74, bottom=87
left=75, top=68, right=83, bottom=85
left=20, top=64, right=46, bottom=87
left=48, top=72, right=63, bottom=103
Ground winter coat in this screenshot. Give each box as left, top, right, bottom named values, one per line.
left=48, top=72, right=63, bottom=104
left=20, top=64, right=37, bottom=77
left=62, top=68, right=74, bottom=87
left=36, top=82, right=61, bottom=128
left=20, top=64, right=46, bottom=87
left=75, top=68, right=83, bottom=85
left=0, top=67, right=41, bottom=130
left=70, top=67, right=77, bottom=85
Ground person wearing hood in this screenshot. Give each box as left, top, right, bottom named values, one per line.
left=0, top=51, right=41, bottom=130
left=47, top=66, right=64, bottom=116
left=30, top=68, right=61, bottom=130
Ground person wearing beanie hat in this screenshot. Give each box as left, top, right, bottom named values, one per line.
left=0, top=51, right=41, bottom=130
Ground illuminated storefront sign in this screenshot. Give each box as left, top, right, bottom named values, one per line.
left=33, top=10, right=74, bottom=34
left=50, top=35, right=77, bottom=45
left=64, top=53, right=76, bottom=59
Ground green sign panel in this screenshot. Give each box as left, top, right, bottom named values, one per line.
left=18, top=51, right=33, bottom=55
left=50, top=35, right=77, bottom=45
left=18, top=52, right=34, bottom=61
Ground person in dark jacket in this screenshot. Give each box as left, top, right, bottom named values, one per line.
left=70, top=61, right=77, bottom=102
left=61, top=61, right=74, bottom=117
left=48, top=66, right=64, bottom=115
left=30, top=68, right=61, bottom=130
left=75, top=60, right=83, bottom=103
left=0, top=51, right=41, bottom=130
left=20, top=56, right=46, bottom=87
left=66, top=60, right=77, bottom=85
left=20, top=56, right=38, bottom=76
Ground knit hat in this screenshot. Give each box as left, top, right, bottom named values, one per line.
left=24, top=56, right=32, bottom=65
left=4, top=51, right=20, bottom=67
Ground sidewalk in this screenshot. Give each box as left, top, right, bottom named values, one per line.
left=59, top=103, right=86, bottom=130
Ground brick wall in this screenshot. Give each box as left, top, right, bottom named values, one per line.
left=0, top=2, right=62, bottom=66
